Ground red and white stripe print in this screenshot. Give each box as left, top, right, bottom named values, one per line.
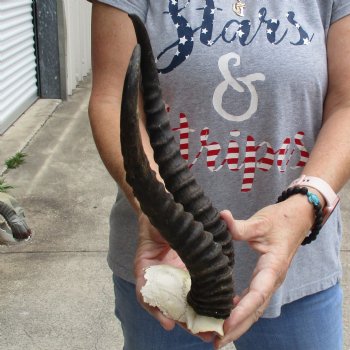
left=276, top=137, right=291, bottom=172
left=257, top=142, right=275, bottom=171
left=241, top=136, right=256, bottom=192
left=172, top=113, right=190, bottom=161
left=223, top=130, right=240, bottom=171
left=293, top=131, right=309, bottom=168
left=171, top=112, right=310, bottom=192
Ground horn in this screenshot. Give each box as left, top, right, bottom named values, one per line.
left=0, top=200, right=31, bottom=240
left=129, top=14, right=234, bottom=269
left=120, top=21, right=234, bottom=319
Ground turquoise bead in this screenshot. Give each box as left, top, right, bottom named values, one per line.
left=307, top=192, right=320, bottom=206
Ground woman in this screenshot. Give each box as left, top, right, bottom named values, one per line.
left=88, top=1, right=350, bottom=349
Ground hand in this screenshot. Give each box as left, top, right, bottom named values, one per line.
left=134, top=213, right=185, bottom=330
left=215, top=195, right=315, bottom=349
left=134, top=213, right=217, bottom=343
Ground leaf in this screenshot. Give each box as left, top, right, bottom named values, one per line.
left=0, top=178, right=14, bottom=193
left=5, top=152, right=27, bottom=169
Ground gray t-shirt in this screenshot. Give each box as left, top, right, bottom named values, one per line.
left=98, top=0, right=350, bottom=317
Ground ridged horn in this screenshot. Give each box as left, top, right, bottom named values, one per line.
left=121, top=45, right=233, bottom=318
left=129, top=14, right=234, bottom=269
left=0, top=201, right=31, bottom=240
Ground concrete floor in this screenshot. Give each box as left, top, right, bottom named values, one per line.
left=0, top=78, right=121, bottom=350
left=0, top=76, right=348, bottom=349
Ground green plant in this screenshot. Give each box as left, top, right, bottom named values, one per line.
left=0, top=178, right=13, bottom=193
left=5, top=152, right=27, bottom=169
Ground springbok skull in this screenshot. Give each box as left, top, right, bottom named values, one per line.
left=120, top=15, right=235, bottom=320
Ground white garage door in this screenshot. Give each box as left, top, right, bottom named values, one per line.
left=0, top=0, right=38, bottom=134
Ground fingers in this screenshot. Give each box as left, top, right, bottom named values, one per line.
left=134, top=223, right=184, bottom=333
left=176, top=323, right=216, bottom=343
left=214, top=264, right=281, bottom=348
left=197, top=332, right=216, bottom=343
left=145, top=304, right=176, bottom=331
left=221, top=210, right=271, bottom=242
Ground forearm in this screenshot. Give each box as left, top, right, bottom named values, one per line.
left=281, top=105, right=350, bottom=233
left=301, top=16, right=350, bottom=199
left=302, top=105, right=350, bottom=193
left=89, top=3, right=149, bottom=214
left=89, top=94, right=160, bottom=215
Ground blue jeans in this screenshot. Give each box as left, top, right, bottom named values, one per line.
left=113, top=275, right=343, bottom=350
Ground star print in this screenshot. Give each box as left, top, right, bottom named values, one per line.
left=267, top=29, right=273, bottom=35
left=175, top=50, right=180, bottom=56
left=207, top=40, right=214, bottom=46
left=211, top=9, right=216, bottom=14
left=175, top=23, right=180, bottom=29
left=202, top=28, right=208, bottom=34
left=179, top=36, right=188, bottom=45
left=171, top=0, right=177, bottom=5
left=236, top=29, right=245, bottom=38
left=303, top=38, right=311, bottom=45
left=271, top=19, right=278, bottom=24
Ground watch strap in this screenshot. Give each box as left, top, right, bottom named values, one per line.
left=289, top=175, right=340, bottom=225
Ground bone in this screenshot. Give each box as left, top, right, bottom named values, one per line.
left=141, top=265, right=225, bottom=336
left=120, top=18, right=234, bottom=320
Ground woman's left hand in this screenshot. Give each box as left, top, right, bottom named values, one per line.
left=215, top=194, right=316, bottom=349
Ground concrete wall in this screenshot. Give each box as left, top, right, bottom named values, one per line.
left=35, top=0, right=92, bottom=99
left=59, top=0, right=92, bottom=97
left=35, top=0, right=61, bottom=98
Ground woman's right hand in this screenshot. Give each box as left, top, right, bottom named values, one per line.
left=134, top=213, right=186, bottom=331
left=134, top=213, right=223, bottom=343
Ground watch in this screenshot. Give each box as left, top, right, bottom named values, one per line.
left=289, top=175, right=340, bottom=225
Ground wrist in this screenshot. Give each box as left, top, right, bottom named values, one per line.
left=288, top=175, right=340, bottom=226
left=303, top=186, right=326, bottom=209
left=283, top=193, right=315, bottom=231
left=277, top=186, right=324, bottom=245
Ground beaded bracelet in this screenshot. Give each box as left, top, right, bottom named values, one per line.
left=277, top=186, right=324, bottom=245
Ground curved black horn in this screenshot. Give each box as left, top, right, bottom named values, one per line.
left=129, top=14, right=234, bottom=269
left=121, top=45, right=233, bottom=318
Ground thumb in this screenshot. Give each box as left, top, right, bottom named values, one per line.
left=221, top=210, right=269, bottom=242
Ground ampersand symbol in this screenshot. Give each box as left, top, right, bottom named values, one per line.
left=213, top=52, right=265, bottom=122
